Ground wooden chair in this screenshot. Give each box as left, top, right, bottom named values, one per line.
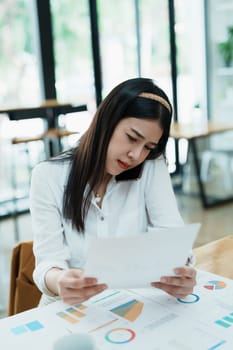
left=8, top=241, right=42, bottom=316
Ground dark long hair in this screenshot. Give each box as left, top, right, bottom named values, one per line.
left=63, top=78, right=172, bottom=232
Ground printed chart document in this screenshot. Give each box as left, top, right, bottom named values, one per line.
left=85, top=223, right=200, bottom=288
left=1, top=269, right=233, bottom=350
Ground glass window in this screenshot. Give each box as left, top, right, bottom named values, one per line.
left=175, top=0, right=207, bottom=124
left=0, top=0, right=41, bottom=108
left=206, top=0, right=233, bottom=150
left=51, top=0, right=95, bottom=106
left=139, top=0, right=172, bottom=98
left=139, top=0, right=174, bottom=171
left=98, top=0, right=138, bottom=96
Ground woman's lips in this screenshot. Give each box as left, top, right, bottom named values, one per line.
left=118, top=160, right=130, bottom=170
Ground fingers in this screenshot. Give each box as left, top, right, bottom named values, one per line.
left=174, top=266, right=197, bottom=279
left=151, top=281, right=194, bottom=298
left=159, top=275, right=195, bottom=288
left=151, top=267, right=197, bottom=298
left=65, top=276, right=100, bottom=289
left=57, top=268, right=108, bottom=304
left=62, top=283, right=108, bottom=305
left=57, top=269, right=99, bottom=289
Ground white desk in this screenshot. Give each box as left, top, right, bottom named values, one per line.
left=1, top=268, right=233, bottom=349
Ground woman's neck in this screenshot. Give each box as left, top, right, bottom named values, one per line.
left=94, top=174, right=112, bottom=207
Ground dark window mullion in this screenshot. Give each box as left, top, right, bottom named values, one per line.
left=168, top=0, right=178, bottom=121
left=168, top=0, right=180, bottom=174
left=34, top=0, right=56, bottom=100
left=89, top=0, right=102, bottom=106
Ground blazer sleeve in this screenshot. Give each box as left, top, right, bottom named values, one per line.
left=145, top=158, right=184, bottom=227
left=144, top=158, right=195, bottom=265
left=29, top=162, right=70, bottom=296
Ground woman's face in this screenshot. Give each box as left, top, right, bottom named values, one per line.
left=105, top=117, right=163, bottom=176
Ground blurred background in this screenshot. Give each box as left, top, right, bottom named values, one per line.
left=0, top=0, right=233, bottom=316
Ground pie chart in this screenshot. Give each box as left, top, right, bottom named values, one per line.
left=105, top=328, right=136, bottom=344
left=204, top=280, right=227, bottom=290
left=177, top=293, right=200, bottom=303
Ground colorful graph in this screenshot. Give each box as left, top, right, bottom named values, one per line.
left=208, top=340, right=227, bottom=350
left=92, top=290, right=121, bottom=304
left=11, top=320, right=44, bottom=335
left=177, top=293, right=200, bottom=304
left=56, top=303, right=87, bottom=324
left=204, top=280, right=227, bottom=290
left=110, top=299, right=143, bottom=321
left=215, top=312, right=233, bottom=329
left=105, top=327, right=136, bottom=344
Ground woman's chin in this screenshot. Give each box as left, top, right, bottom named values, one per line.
left=106, top=168, right=123, bottom=177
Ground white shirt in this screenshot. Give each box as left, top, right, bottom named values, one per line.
left=30, top=157, right=184, bottom=304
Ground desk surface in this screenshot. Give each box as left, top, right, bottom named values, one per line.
left=0, top=101, right=87, bottom=129
left=1, top=237, right=233, bottom=348
left=194, top=235, right=233, bottom=280
left=0, top=100, right=74, bottom=113
left=170, top=121, right=233, bottom=140
left=1, top=269, right=233, bottom=349
left=11, top=128, right=79, bottom=144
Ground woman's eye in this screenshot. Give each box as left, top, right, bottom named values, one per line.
left=145, top=144, right=157, bottom=151
left=127, top=134, right=137, bottom=142
left=145, top=145, right=154, bottom=151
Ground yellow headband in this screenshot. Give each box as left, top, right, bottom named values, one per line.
left=139, top=92, right=171, bottom=114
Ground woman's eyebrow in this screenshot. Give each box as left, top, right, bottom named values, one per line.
left=130, top=128, right=158, bottom=146
left=130, top=127, right=144, bottom=139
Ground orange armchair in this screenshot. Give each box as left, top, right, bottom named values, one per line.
left=8, top=241, right=42, bottom=316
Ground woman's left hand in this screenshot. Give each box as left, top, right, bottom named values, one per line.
left=151, top=266, right=197, bottom=298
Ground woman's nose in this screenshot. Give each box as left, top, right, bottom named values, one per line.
left=128, top=146, right=143, bottom=160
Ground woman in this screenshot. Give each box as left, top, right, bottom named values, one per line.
left=30, top=77, right=196, bottom=306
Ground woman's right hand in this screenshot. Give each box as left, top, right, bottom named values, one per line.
left=46, top=268, right=108, bottom=304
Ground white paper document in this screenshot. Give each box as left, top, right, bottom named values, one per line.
left=85, top=223, right=200, bottom=288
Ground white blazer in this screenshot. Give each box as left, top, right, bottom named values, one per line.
left=30, top=157, right=184, bottom=304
